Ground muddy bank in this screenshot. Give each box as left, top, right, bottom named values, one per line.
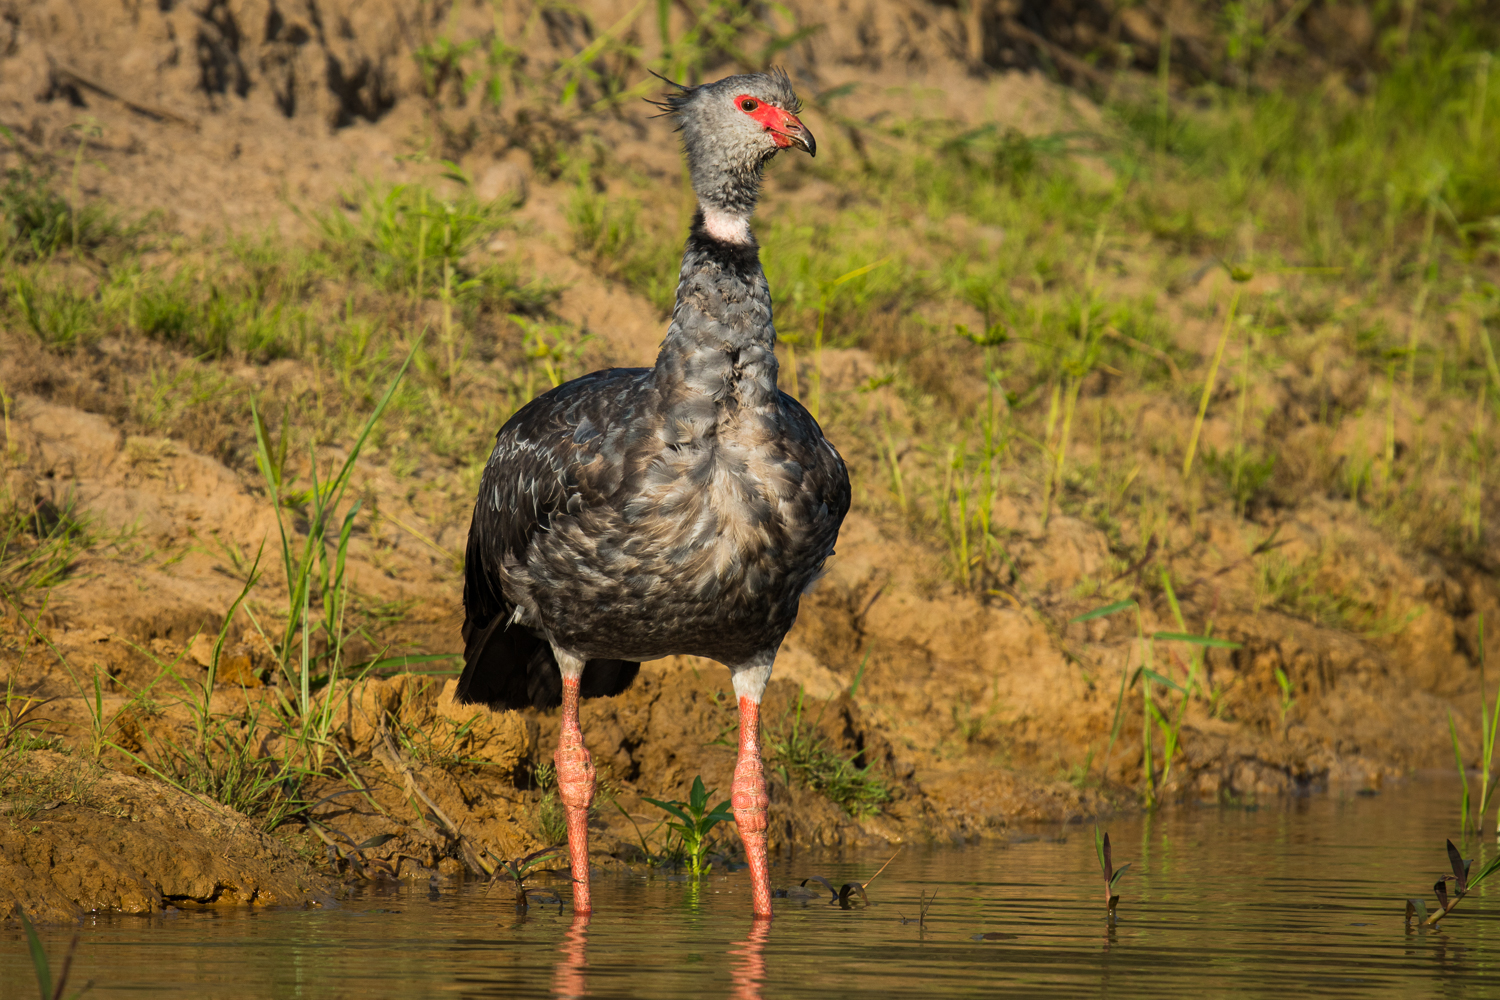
left=0, top=751, right=334, bottom=924
left=2, top=381, right=1488, bottom=929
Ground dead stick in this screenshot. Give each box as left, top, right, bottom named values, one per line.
left=862, top=845, right=903, bottom=888
left=50, top=61, right=200, bottom=130
left=376, top=724, right=494, bottom=876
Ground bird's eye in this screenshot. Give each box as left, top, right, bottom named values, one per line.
left=740, top=98, right=759, bottom=112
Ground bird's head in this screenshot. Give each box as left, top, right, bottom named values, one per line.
left=651, top=69, right=815, bottom=239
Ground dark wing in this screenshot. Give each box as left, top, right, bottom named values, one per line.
left=778, top=390, right=852, bottom=567
left=457, top=369, right=649, bottom=710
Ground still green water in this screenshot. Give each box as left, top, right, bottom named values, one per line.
left=5, top=774, right=1498, bottom=998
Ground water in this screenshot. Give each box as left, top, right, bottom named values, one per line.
left=6, top=774, right=1500, bottom=998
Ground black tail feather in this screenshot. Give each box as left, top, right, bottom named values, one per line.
left=457, top=611, right=639, bottom=711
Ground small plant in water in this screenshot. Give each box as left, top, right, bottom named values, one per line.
left=643, top=775, right=733, bottom=876
left=898, top=890, right=937, bottom=936
left=1405, top=839, right=1500, bottom=930
left=490, top=845, right=567, bottom=911
left=1453, top=614, right=1497, bottom=836
left=1094, top=828, right=1130, bottom=921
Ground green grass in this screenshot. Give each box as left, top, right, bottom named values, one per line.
left=768, top=690, right=890, bottom=819
left=531, top=762, right=568, bottom=845
left=1, top=163, right=125, bottom=262
left=136, top=709, right=303, bottom=828
left=0, top=494, right=98, bottom=609
left=4, top=30, right=1492, bottom=592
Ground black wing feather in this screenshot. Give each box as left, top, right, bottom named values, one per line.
left=458, top=370, right=645, bottom=710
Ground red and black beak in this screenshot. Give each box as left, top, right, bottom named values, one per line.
left=778, top=112, right=816, bottom=157
left=751, top=104, right=816, bottom=157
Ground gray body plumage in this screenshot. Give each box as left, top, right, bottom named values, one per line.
left=458, top=71, right=848, bottom=710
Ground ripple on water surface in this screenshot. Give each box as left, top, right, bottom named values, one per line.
left=4, top=775, right=1498, bottom=999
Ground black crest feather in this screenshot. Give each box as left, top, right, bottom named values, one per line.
left=643, top=67, right=801, bottom=119
left=644, top=69, right=695, bottom=119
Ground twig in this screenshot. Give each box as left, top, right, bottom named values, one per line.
left=381, top=510, right=461, bottom=565
left=375, top=723, right=493, bottom=876
left=1103, top=327, right=1182, bottom=382
left=49, top=60, right=200, bottom=130
left=861, top=845, right=902, bottom=888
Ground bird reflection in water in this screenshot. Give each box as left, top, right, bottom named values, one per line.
left=729, top=920, right=771, bottom=1000
left=552, top=913, right=589, bottom=1000
left=549, top=912, right=769, bottom=998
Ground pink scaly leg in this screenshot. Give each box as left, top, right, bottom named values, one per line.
left=732, top=694, right=774, bottom=918
left=554, top=666, right=595, bottom=914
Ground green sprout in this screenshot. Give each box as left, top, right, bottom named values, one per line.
left=643, top=776, right=733, bottom=876
left=1095, top=828, right=1130, bottom=921
left=490, top=845, right=567, bottom=910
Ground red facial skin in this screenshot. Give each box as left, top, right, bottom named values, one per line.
left=735, top=94, right=806, bottom=148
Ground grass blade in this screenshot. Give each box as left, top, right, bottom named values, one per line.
left=19, top=909, right=51, bottom=1000
left=1071, top=600, right=1136, bottom=623
left=1151, top=632, right=1242, bottom=649
left=1451, top=712, right=1472, bottom=833
left=1141, top=668, right=1186, bottom=694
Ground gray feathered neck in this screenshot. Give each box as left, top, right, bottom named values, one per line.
left=650, top=71, right=804, bottom=423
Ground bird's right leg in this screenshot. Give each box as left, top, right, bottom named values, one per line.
left=732, top=656, right=775, bottom=919
left=553, top=650, right=595, bottom=914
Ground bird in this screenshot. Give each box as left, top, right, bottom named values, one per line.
left=456, top=68, right=849, bottom=919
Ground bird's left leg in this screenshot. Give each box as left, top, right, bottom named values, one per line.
left=731, top=655, right=776, bottom=919
left=553, top=650, right=595, bottom=914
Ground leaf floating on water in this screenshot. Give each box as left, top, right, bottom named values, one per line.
left=801, top=875, right=839, bottom=902
left=838, top=882, right=869, bottom=909
left=972, top=932, right=1016, bottom=941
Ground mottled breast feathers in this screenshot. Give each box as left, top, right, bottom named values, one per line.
left=460, top=364, right=850, bottom=707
